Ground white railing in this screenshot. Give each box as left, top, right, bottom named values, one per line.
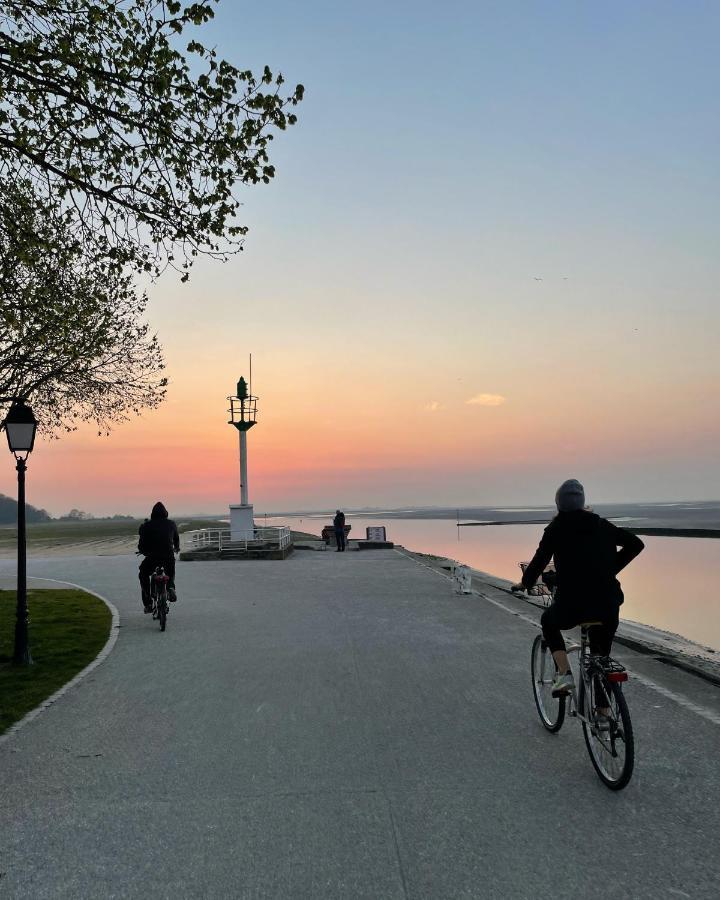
left=184, top=526, right=292, bottom=553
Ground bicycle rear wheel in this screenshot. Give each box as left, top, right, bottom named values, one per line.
left=149, top=584, right=158, bottom=619
left=580, top=674, right=634, bottom=790
left=158, top=588, right=167, bottom=632
left=531, top=634, right=565, bottom=732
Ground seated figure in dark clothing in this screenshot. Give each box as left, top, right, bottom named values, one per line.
left=512, top=479, right=644, bottom=718
left=138, top=501, right=180, bottom=612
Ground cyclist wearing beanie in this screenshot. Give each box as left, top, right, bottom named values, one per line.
left=138, top=501, right=180, bottom=612
left=512, top=480, right=644, bottom=703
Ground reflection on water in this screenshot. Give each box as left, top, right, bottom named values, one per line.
left=274, top=516, right=720, bottom=652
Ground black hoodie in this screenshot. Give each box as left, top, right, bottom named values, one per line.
left=521, top=510, right=644, bottom=608
left=138, top=502, right=180, bottom=557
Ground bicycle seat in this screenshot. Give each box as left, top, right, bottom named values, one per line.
left=579, top=620, right=603, bottom=628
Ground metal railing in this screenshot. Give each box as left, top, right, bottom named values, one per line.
left=184, top=526, right=292, bottom=553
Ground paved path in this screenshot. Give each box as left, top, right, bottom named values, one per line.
left=1, top=550, right=719, bottom=899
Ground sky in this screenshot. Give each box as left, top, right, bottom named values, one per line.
left=4, top=1, right=720, bottom=517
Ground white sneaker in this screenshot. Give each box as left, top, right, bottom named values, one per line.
left=551, top=672, right=575, bottom=697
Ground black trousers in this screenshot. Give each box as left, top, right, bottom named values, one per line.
left=541, top=602, right=619, bottom=656
left=139, top=555, right=175, bottom=604
left=334, top=528, right=346, bottom=551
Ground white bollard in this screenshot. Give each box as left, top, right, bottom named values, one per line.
left=452, top=564, right=473, bottom=594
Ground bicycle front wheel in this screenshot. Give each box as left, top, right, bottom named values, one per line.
left=531, top=634, right=565, bottom=733
left=580, top=675, right=634, bottom=790
left=158, top=590, right=167, bottom=632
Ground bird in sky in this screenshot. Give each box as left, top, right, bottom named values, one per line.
left=533, top=276, right=543, bottom=281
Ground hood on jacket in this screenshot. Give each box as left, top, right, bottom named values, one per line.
left=151, top=501, right=168, bottom=520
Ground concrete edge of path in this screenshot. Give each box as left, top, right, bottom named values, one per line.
left=0, top=578, right=120, bottom=747
left=397, top=546, right=720, bottom=686
left=397, top=547, right=720, bottom=728
left=467, top=572, right=720, bottom=689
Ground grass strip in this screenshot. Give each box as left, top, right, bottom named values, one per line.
left=0, top=589, right=112, bottom=735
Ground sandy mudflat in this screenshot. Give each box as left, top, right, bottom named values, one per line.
left=0, top=536, right=138, bottom=560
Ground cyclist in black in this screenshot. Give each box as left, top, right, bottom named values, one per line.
left=512, top=479, right=644, bottom=699
left=138, top=501, right=180, bottom=612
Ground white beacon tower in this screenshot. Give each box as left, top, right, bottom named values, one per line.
left=228, top=375, right=258, bottom=541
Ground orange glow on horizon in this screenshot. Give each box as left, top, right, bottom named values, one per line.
left=3, top=299, right=718, bottom=516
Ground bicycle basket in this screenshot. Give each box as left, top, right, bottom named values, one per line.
left=519, top=562, right=554, bottom=599
left=540, top=569, right=557, bottom=591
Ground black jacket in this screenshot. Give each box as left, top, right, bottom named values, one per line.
left=138, top=517, right=179, bottom=558
left=521, top=510, right=644, bottom=608
left=333, top=512, right=345, bottom=529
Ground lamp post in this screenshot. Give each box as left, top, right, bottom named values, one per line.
left=3, top=400, right=38, bottom=666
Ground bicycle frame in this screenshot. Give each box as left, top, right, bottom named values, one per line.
left=149, top=567, right=170, bottom=627
left=565, top=627, right=627, bottom=728
left=149, top=567, right=169, bottom=593
left=529, top=580, right=634, bottom=788
left=564, top=630, right=598, bottom=726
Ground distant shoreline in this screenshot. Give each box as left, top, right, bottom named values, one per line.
left=629, top=527, right=720, bottom=539
left=457, top=521, right=720, bottom=539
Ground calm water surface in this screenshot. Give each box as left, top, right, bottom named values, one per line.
left=273, top=515, right=720, bottom=652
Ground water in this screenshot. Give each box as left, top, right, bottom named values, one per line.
left=272, top=515, right=720, bottom=652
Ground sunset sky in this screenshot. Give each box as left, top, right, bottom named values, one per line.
left=4, top=1, right=719, bottom=517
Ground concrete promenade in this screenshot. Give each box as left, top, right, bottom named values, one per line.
left=1, top=549, right=719, bottom=898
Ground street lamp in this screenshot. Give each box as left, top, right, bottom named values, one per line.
left=3, top=399, right=38, bottom=665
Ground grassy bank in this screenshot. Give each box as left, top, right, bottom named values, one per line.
left=0, top=588, right=112, bottom=735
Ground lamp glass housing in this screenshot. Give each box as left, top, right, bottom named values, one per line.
left=4, top=402, right=38, bottom=454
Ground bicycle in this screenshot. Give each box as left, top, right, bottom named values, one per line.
left=148, top=566, right=170, bottom=632
left=531, top=623, right=634, bottom=789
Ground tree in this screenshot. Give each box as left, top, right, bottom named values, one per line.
left=0, top=493, right=50, bottom=523
left=0, top=178, right=167, bottom=432
left=0, top=1, right=304, bottom=279
left=59, top=509, right=93, bottom=521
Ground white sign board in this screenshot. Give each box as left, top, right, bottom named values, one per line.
left=366, top=526, right=387, bottom=541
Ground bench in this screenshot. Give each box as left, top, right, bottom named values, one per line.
left=321, top=524, right=351, bottom=546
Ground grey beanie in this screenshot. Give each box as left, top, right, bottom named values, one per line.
left=555, top=479, right=585, bottom=512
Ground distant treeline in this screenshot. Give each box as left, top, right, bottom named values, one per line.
left=0, top=495, right=134, bottom=526
left=0, top=493, right=50, bottom=524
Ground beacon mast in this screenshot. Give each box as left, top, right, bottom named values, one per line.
left=227, top=374, right=258, bottom=540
